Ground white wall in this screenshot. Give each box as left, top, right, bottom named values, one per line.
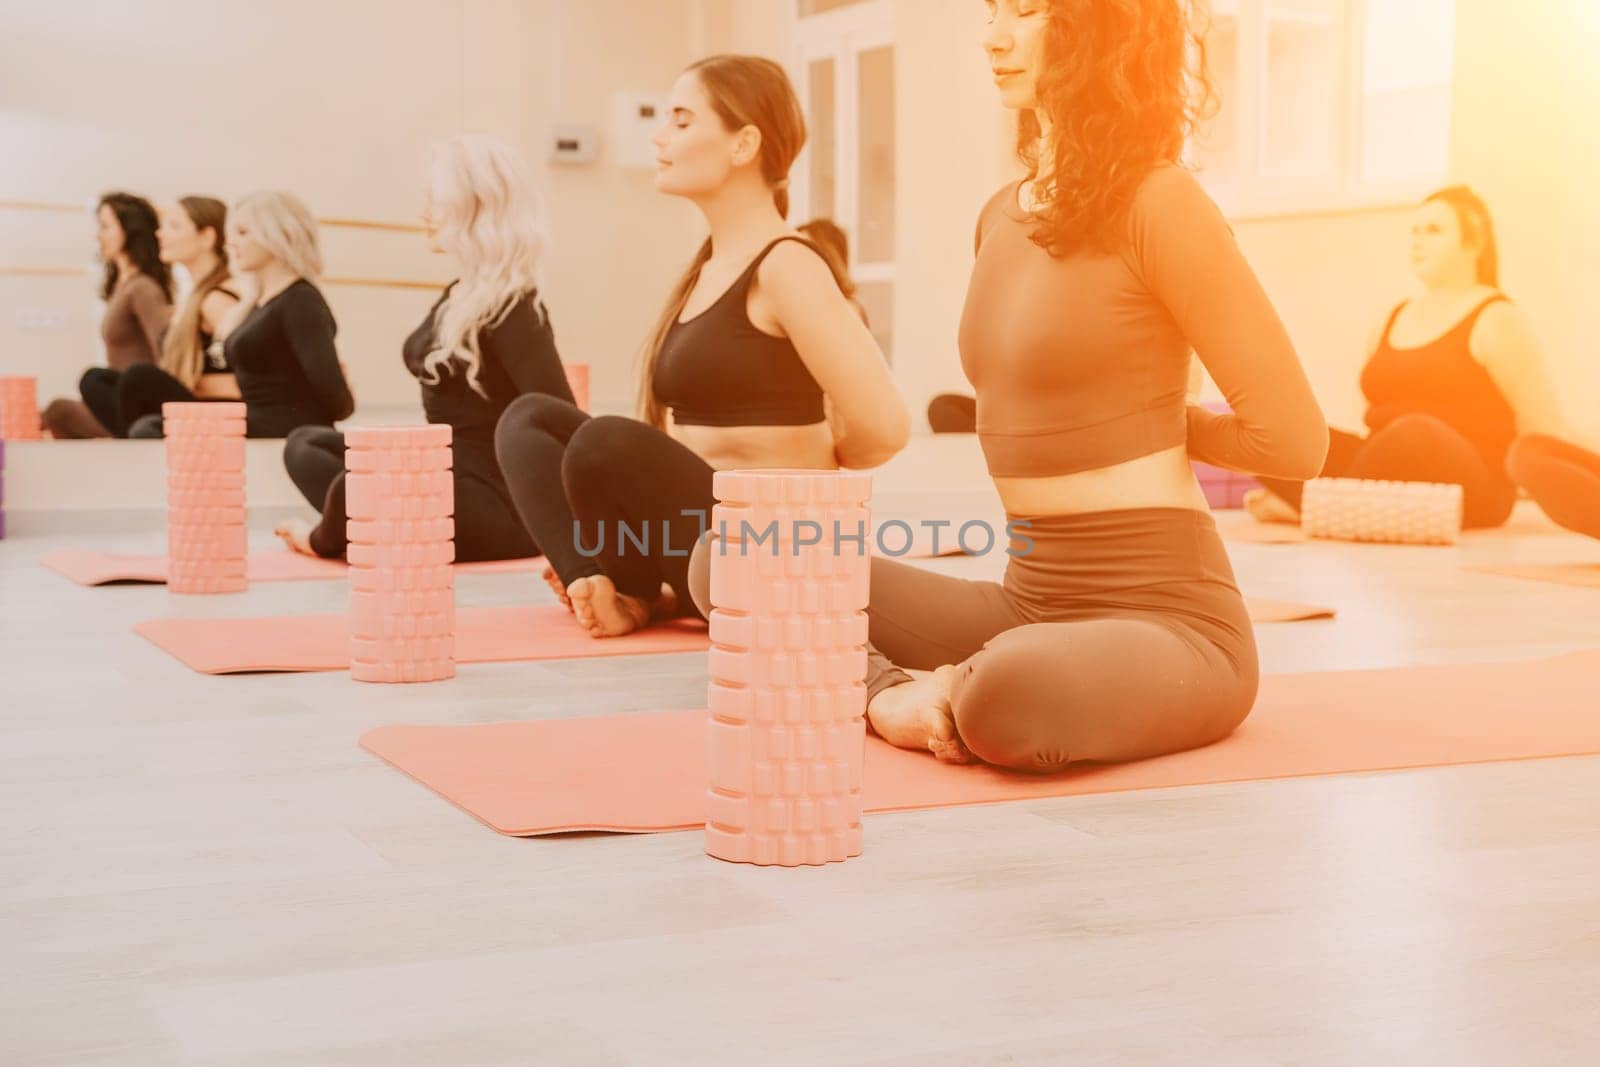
left=0, top=0, right=702, bottom=414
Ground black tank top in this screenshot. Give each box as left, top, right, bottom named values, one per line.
left=651, top=236, right=827, bottom=427
left=200, top=286, right=240, bottom=374
left=1360, top=294, right=1518, bottom=465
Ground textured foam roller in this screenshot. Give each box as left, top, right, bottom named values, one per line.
left=0, top=376, right=43, bottom=440
left=163, top=402, right=247, bottom=595
left=564, top=362, right=590, bottom=412
left=1301, top=477, right=1464, bottom=546
left=345, top=425, right=453, bottom=450
left=704, top=469, right=873, bottom=867
left=345, top=424, right=457, bottom=684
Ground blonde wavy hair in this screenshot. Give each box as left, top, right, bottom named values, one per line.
left=420, top=135, right=547, bottom=395
left=232, top=190, right=323, bottom=281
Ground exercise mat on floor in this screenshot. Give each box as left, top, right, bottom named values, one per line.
left=40, top=548, right=541, bottom=586
left=358, top=648, right=1600, bottom=836
left=1466, top=561, right=1600, bottom=589
left=134, top=604, right=708, bottom=674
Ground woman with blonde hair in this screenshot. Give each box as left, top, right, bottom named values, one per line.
left=108, top=197, right=243, bottom=432
left=276, top=136, right=569, bottom=562
left=133, top=190, right=352, bottom=438
left=494, top=54, right=908, bottom=638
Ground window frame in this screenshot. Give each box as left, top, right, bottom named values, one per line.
left=1193, top=0, right=1456, bottom=220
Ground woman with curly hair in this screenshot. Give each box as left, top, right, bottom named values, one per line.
left=854, top=0, right=1329, bottom=770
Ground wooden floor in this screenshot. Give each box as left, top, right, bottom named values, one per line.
left=3, top=503, right=1600, bottom=1065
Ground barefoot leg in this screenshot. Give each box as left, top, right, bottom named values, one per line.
left=866, top=665, right=974, bottom=764
left=567, top=575, right=651, bottom=638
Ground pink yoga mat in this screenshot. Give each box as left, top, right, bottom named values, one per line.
left=359, top=648, right=1600, bottom=835
left=40, top=548, right=541, bottom=586
left=1466, top=561, right=1600, bottom=589
left=135, top=604, right=709, bottom=674
left=132, top=597, right=1330, bottom=675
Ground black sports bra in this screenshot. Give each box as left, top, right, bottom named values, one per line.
left=651, top=236, right=826, bottom=427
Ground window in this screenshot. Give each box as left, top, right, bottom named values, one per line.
left=791, top=0, right=897, bottom=362
left=1192, top=0, right=1456, bottom=216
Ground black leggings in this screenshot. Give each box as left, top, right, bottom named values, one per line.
left=927, top=393, right=977, bottom=434
left=494, top=394, right=715, bottom=615
left=1506, top=434, right=1600, bottom=541
left=1255, top=414, right=1517, bottom=530
left=283, top=426, right=535, bottom=562
left=80, top=363, right=210, bottom=438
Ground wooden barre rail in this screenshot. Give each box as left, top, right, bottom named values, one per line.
left=0, top=199, right=426, bottom=234
left=0, top=264, right=445, bottom=291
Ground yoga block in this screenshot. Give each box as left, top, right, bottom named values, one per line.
left=347, top=540, right=456, bottom=569
left=1302, top=477, right=1463, bottom=546
left=165, top=437, right=248, bottom=469
left=347, top=517, right=455, bottom=545
left=705, top=469, right=871, bottom=867
left=564, top=362, right=590, bottom=412
left=0, top=376, right=43, bottom=440
left=344, top=472, right=454, bottom=522
left=346, top=445, right=453, bottom=474
left=162, top=401, right=246, bottom=421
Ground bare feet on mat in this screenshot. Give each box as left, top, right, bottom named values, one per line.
left=1244, top=488, right=1301, bottom=525
left=274, top=518, right=316, bottom=556
left=567, top=575, right=652, bottom=638
left=542, top=563, right=572, bottom=612
left=867, top=664, right=973, bottom=764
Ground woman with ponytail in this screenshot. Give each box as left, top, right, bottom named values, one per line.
left=275, top=135, right=566, bottom=563
left=1249, top=185, right=1567, bottom=529
left=495, top=54, right=908, bottom=638
left=109, top=197, right=244, bottom=433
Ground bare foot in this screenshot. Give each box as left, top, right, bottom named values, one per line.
left=567, top=575, right=652, bottom=638
left=866, top=665, right=973, bottom=764
left=542, top=564, right=572, bottom=612
left=274, top=518, right=316, bottom=556
left=1244, top=488, right=1301, bottom=525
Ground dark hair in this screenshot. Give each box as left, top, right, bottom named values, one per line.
left=798, top=219, right=856, bottom=298
left=160, top=196, right=233, bottom=389
left=1018, top=0, right=1216, bottom=256
left=1423, top=185, right=1499, bottom=287
left=98, top=191, right=171, bottom=300
left=636, top=55, right=848, bottom=429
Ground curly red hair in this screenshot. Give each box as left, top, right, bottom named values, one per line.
left=1019, top=0, right=1217, bottom=256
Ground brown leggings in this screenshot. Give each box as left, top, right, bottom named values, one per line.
left=690, top=507, right=1259, bottom=773
left=1506, top=433, right=1600, bottom=541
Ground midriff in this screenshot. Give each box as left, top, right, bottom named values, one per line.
left=993, top=443, right=1210, bottom=516
left=669, top=419, right=838, bottom=473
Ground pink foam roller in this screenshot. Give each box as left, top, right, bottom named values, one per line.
left=162, top=402, right=246, bottom=421
left=564, top=362, right=590, bottom=412
left=1301, top=478, right=1464, bottom=546
left=704, top=469, right=872, bottom=867
left=347, top=562, right=455, bottom=593
left=346, top=541, right=455, bottom=569
left=163, top=402, right=247, bottom=594
left=344, top=424, right=456, bottom=683
left=347, top=517, right=455, bottom=545
left=346, top=447, right=453, bottom=474
left=168, top=491, right=247, bottom=513
left=0, top=376, right=44, bottom=440
left=165, top=437, right=248, bottom=469
left=168, top=468, right=248, bottom=491
left=350, top=588, right=456, bottom=634
left=344, top=425, right=452, bottom=451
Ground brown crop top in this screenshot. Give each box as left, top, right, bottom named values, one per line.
left=957, top=164, right=1328, bottom=480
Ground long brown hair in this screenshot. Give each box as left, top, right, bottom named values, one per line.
left=636, top=55, right=809, bottom=429
left=160, top=197, right=232, bottom=389
left=1019, top=0, right=1216, bottom=257
left=1424, top=185, right=1499, bottom=287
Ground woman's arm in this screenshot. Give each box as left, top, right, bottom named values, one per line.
left=199, top=290, right=241, bottom=340
left=281, top=287, right=355, bottom=422
left=482, top=293, right=575, bottom=402
left=1129, top=167, right=1328, bottom=479
left=129, top=277, right=173, bottom=360
left=757, top=242, right=910, bottom=469
left=1472, top=301, right=1569, bottom=438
